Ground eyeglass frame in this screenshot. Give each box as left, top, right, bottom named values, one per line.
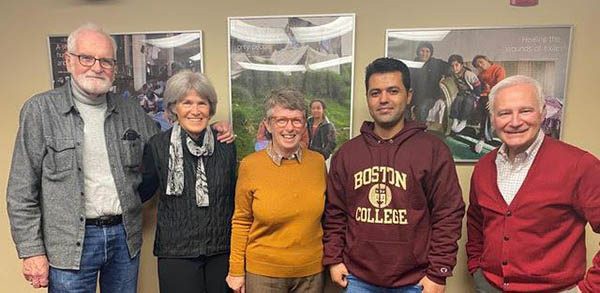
left=268, top=115, right=306, bottom=128
left=67, top=52, right=117, bottom=70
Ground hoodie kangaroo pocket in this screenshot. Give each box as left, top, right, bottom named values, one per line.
left=348, top=239, right=417, bottom=278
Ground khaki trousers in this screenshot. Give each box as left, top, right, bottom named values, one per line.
left=245, top=271, right=324, bottom=293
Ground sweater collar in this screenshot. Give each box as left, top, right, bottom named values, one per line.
left=58, top=77, right=117, bottom=115
left=71, top=79, right=106, bottom=106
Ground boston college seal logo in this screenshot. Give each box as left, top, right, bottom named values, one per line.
left=368, top=183, right=392, bottom=208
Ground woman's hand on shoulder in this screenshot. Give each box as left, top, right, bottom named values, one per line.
left=212, top=121, right=236, bottom=144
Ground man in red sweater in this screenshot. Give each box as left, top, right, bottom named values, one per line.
left=323, top=57, right=465, bottom=293
left=467, top=75, right=600, bottom=292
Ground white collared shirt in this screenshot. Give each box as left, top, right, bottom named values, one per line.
left=266, top=142, right=302, bottom=166
left=495, top=131, right=545, bottom=205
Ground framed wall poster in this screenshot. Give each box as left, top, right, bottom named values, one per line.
left=228, top=14, right=355, bottom=160
left=386, top=26, right=572, bottom=162
left=48, top=31, right=203, bottom=131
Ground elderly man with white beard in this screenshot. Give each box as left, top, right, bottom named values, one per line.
left=6, top=23, right=233, bottom=292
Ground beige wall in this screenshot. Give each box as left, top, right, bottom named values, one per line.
left=1, top=1, right=598, bottom=292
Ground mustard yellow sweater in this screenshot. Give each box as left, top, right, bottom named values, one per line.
left=229, top=148, right=326, bottom=278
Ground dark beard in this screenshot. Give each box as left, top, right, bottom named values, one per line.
left=375, top=116, right=403, bottom=129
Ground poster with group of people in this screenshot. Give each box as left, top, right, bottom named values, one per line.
left=49, top=31, right=204, bottom=132
left=386, top=26, right=572, bottom=162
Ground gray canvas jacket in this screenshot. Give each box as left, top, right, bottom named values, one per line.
left=6, top=82, right=159, bottom=269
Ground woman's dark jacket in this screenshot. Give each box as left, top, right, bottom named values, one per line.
left=307, top=116, right=336, bottom=160
left=139, top=128, right=237, bottom=258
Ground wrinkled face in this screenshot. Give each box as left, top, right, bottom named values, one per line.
left=65, top=30, right=115, bottom=97
left=175, top=91, right=211, bottom=139
left=265, top=105, right=306, bottom=155
left=491, top=84, right=545, bottom=157
left=475, top=58, right=491, bottom=71
left=417, top=47, right=432, bottom=62
left=367, top=72, right=412, bottom=129
left=310, top=101, right=324, bottom=120
left=450, top=61, right=463, bottom=74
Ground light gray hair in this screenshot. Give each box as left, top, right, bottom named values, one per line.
left=264, top=88, right=306, bottom=118
left=67, top=22, right=117, bottom=57
left=164, top=70, right=217, bottom=121
left=488, top=75, right=545, bottom=115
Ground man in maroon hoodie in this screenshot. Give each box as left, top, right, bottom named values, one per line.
left=323, top=57, right=465, bottom=293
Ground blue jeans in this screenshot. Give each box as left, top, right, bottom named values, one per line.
left=49, top=223, right=139, bottom=293
left=344, top=274, right=423, bottom=293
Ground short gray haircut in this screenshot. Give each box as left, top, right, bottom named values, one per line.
left=67, top=23, right=117, bottom=57
left=488, top=75, right=545, bottom=115
left=264, top=88, right=306, bottom=118
left=164, top=70, right=217, bottom=120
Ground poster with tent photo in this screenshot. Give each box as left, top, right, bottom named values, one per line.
left=228, top=14, right=355, bottom=160
left=48, top=31, right=203, bottom=131
left=386, top=26, right=572, bottom=162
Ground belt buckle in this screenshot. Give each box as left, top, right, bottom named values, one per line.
left=89, top=215, right=120, bottom=226
left=98, top=216, right=113, bottom=226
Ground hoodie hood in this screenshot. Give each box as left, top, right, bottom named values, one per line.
left=360, top=120, right=426, bottom=147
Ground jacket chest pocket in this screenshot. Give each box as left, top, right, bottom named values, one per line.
left=45, top=138, right=75, bottom=174
left=121, top=138, right=142, bottom=168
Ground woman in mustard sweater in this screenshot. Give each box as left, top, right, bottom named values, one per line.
left=226, top=88, right=326, bottom=293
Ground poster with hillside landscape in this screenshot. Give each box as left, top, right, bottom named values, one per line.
left=228, top=14, right=355, bottom=160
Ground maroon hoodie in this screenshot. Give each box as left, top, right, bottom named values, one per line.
left=323, top=120, right=464, bottom=287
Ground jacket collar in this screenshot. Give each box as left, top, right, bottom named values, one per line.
left=307, top=116, right=331, bottom=128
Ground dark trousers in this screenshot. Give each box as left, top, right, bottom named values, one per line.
left=158, top=253, right=230, bottom=293
left=450, top=93, right=476, bottom=121
left=414, top=98, right=435, bottom=122
left=472, top=269, right=501, bottom=293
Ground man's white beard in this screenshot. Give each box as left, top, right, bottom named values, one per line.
left=73, top=74, right=112, bottom=96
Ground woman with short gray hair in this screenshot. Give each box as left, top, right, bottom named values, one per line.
left=227, top=88, right=326, bottom=293
left=140, top=70, right=237, bottom=293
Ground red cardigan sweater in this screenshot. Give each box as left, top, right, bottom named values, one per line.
left=467, top=136, right=600, bottom=292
